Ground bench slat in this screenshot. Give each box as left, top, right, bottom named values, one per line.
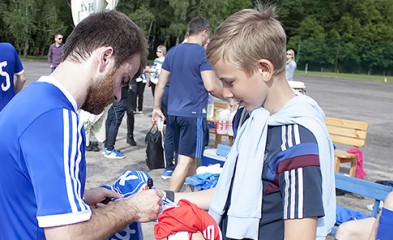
left=325, top=117, right=369, bottom=130
left=326, top=125, right=367, bottom=140
left=329, top=135, right=367, bottom=147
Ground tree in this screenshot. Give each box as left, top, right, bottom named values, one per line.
left=3, top=0, right=37, bottom=58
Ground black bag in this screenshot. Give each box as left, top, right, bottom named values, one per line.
left=145, top=124, right=165, bottom=170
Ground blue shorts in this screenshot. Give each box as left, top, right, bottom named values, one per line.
left=167, top=115, right=206, bottom=159
left=376, top=207, right=393, bottom=239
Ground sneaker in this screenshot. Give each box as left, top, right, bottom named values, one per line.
left=86, top=143, right=93, bottom=151
left=104, top=149, right=125, bottom=159
left=101, top=147, right=107, bottom=155
left=92, top=141, right=100, bottom=152
left=161, top=169, right=173, bottom=180
left=127, top=137, right=137, bottom=146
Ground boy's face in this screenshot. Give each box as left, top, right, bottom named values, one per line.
left=214, top=59, right=267, bottom=112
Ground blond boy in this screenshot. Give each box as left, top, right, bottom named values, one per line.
left=175, top=5, right=335, bottom=240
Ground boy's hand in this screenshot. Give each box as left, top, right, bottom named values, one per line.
left=191, top=232, right=205, bottom=240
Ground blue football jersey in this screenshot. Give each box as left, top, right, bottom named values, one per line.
left=0, top=42, right=24, bottom=111
left=0, top=76, right=91, bottom=239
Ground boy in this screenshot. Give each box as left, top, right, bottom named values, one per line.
left=174, top=5, right=335, bottom=240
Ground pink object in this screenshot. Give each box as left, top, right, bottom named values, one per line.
left=347, top=147, right=367, bottom=179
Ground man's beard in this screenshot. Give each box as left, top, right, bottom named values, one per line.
left=81, top=71, right=116, bottom=115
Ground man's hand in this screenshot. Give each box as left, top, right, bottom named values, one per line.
left=84, top=187, right=123, bottom=206
left=152, top=108, right=165, bottom=123
left=126, top=189, right=163, bottom=222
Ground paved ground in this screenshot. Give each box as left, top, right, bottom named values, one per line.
left=22, top=61, right=393, bottom=239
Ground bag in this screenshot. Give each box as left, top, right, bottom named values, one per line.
left=145, top=124, right=165, bottom=170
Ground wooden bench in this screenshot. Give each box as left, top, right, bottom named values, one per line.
left=207, top=101, right=233, bottom=147
left=325, top=117, right=369, bottom=177
left=331, top=173, right=393, bottom=235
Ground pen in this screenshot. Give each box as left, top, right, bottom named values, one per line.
left=101, top=197, right=111, bottom=205
left=147, top=178, right=153, bottom=189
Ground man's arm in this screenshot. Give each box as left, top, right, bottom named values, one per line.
left=14, top=72, right=26, bottom=93
left=152, top=68, right=170, bottom=122
left=44, top=189, right=162, bottom=240
left=201, top=70, right=224, bottom=100
left=284, top=217, right=317, bottom=240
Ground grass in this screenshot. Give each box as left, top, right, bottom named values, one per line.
left=19, top=55, right=392, bottom=83
left=296, top=70, right=391, bottom=83
left=20, top=55, right=47, bottom=62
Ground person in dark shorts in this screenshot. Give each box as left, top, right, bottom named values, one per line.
left=152, top=16, right=224, bottom=192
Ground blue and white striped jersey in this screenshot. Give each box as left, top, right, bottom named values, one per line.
left=0, top=76, right=91, bottom=239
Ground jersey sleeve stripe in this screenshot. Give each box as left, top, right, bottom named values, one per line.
left=297, top=168, right=304, bottom=218
left=63, top=110, right=77, bottom=213
left=283, top=171, right=290, bottom=218
left=277, top=154, right=320, bottom=173
left=37, top=210, right=91, bottom=227
left=290, top=169, right=296, bottom=219
left=280, top=125, right=287, bottom=151
left=63, top=110, right=89, bottom=213
left=287, top=125, right=293, bottom=147
left=15, top=69, right=24, bottom=75
left=267, top=142, right=319, bottom=180
left=71, top=113, right=87, bottom=211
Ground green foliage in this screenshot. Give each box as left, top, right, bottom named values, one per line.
left=1, top=0, right=392, bottom=75
left=127, top=4, right=155, bottom=37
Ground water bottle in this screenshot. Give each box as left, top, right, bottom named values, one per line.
left=217, top=109, right=230, bottom=134
left=207, top=95, right=214, bottom=119
left=227, top=108, right=236, bottom=136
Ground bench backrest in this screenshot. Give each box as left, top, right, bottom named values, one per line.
left=335, top=173, right=393, bottom=217
left=325, top=117, right=368, bottom=148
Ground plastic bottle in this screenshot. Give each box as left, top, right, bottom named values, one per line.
left=227, top=108, right=236, bottom=136
left=217, top=109, right=230, bottom=134
left=207, top=94, right=214, bottom=120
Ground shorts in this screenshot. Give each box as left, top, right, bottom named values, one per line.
left=167, top=115, right=206, bottom=159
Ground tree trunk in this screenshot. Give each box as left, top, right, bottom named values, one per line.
left=23, top=39, right=29, bottom=59
left=334, top=39, right=340, bottom=73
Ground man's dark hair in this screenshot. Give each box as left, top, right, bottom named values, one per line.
left=62, top=10, right=148, bottom=75
left=188, top=16, right=210, bottom=36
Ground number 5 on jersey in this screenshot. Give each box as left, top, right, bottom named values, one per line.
left=0, top=61, right=11, bottom=91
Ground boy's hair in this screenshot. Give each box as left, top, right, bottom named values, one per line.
left=207, top=6, right=286, bottom=77
left=188, top=16, right=210, bottom=36
left=62, top=10, right=148, bottom=74
left=157, top=45, right=167, bottom=56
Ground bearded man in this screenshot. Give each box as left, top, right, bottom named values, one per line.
left=0, top=10, right=162, bottom=240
